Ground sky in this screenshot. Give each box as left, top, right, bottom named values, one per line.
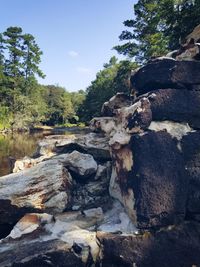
left=0, top=0, right=136, bottom=92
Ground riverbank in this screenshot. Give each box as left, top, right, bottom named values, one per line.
left=0, top=126, right=89, bottom=177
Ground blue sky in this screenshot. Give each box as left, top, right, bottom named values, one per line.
left=0, top=0, right=136, bottom=91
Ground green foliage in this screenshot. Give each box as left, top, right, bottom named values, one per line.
left=114, top=0, right=200, bottom=62
left=0, top=26, right=86, bottom=130
left=78, top=57, right=138, bottom=122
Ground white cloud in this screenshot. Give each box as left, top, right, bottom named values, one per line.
left=68, top=50, right=79, bottom=57
left=76, top=67, right=92, bottom=74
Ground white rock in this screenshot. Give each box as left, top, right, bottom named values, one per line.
left=148, top=121, right=193, bottom=140
left=62, top=151, right=97, bottom=177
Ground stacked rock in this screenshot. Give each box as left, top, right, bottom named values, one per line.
left=91, top=57, right=200, bottom=230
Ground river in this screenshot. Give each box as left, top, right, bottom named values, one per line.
left=0, top=128, right=88, bottom=177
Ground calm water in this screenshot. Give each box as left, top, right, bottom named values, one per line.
left=0, top=128, right=88, bottom=177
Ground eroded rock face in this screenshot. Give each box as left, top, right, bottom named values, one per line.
left=110, top=130, right=189, bottom=229
left=101, top=92, right=131, bottom=117
left=131, top=58, right=200, bottom=95
left=0, top=159, right=72, bottom=227
left=98, top=221, right=200, bottom=267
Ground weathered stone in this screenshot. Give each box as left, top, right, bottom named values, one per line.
left=101, top=93, right=131, bottom=117
left=126, top=89, right=200, bottom=130
left=13, top=155, right=53, bottom=173
left=131, top=58, right=200, bottom=95
left=58, top=151, right=97, bottom=178
left=110, top=131, right=189, bottom=229
left=90, top=117, right=117, bottom=135
left=181, top=131, right=200, bottom=220
left=186, top=24, right=200, bottom=44
left=0, top=159, right=72, bottom=227
left=0, top=212, right=100, bottom=267
left=147, top=89, right=200, bottom=129
left=36, top=134, right=77, bottom=156
left=69, top=133, right=111, bottom=161
left=71, top=162, right=112, bottom=211
left=98, top=221, right=200, bottom=267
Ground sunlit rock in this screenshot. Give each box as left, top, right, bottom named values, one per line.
left=0, top=159, right=72, bottom=227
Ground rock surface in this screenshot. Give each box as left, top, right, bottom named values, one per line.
left=1, top=34, right=200, bottom=266
left=98, top=221, right=200, bottom=267
left=101, top=92, right=131, bottom=116
left=131, top=58, right=200, bottom=95
left=0, top=159, right=72, bottom=227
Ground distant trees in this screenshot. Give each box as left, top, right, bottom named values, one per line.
left=78, top=57, right=138, bottom=122
left=114, top=0, right=200, bottom=62
left=0, top=26, right=85, bottom=130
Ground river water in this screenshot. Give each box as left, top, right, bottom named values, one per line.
left=0, top=128, right=88, bottom=177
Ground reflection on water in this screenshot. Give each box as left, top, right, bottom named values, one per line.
left=0, top=132, right=48, bottom=177
left=0, top=128, right=88, bottom=177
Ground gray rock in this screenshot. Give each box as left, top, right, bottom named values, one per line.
left=0, top=159, right=72, bottom=227
left=61, top=151, right=97, bottom=178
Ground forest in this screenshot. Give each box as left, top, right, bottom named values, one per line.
left=0, top=0, right=200, bottom=131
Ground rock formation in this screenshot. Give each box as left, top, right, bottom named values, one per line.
left=1, top=27, right=200, bottom=266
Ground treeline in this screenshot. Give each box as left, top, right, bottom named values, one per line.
left=0, top=27, right=85, bottom=130
left=1, top=1, right=200, bottom=130
left=78, top=57, right=137, bottom=121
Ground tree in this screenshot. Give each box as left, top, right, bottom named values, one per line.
left=78, top=57, right=138, bottom=122
left=114, top=0, right=200, bottom=62
left=22, top=33, right=45, bottom=82
left=3, top=27, right=24, bottom=77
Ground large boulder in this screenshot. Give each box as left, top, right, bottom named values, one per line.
left=127, top=89, right=200, bottom=130
left=0, top=159, right=72, bottom=230
left=110, top=130, right=189, bottom=229
left=98, top=221, right=200, bottom=267
left=131, top=58, right=200, bottom=95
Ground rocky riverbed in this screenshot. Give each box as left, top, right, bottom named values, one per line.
left=1, top=30, right=200, bottom=266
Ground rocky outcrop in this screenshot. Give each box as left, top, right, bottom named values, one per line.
left=1, top=28, right=200, bottom=266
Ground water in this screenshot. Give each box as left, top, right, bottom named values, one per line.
left=0, top=128, right=89, bottom=177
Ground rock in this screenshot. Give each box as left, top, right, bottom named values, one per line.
left=0, top=159, right=72, bottom=229
left=71, top=162, right=112, bottom=211
left=181, top=131, right=200, bottom=220
left=110, top=130, right=189, bottom=229
left=145, top=89, right=200, bottom=129
left=98, top=221, right=200, bottom=267
left=186, top=24, right=200, bottom=44
left=0, top=211, right=101, bottom=267
left=101, top=92, right=131, bottom=116
left=56, top=133, right=111, bottom=162
left=90, top=117, right=117, bottom=135
left=122, top=89, right=200, bottom=131
left=176, top=39, right=200, bottom=61
left=131, top=58, right=200, bottom=95
left=59, top=151, right=97, bottom=178
left=36, top=134, right=77, bottom=156
left=13, top=155, right=53, bottom=173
